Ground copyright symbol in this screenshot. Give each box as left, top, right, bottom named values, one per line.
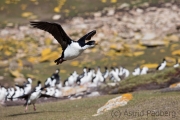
left=111, top=109, right=121, bottom=118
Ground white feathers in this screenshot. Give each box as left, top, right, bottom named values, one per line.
left=132, top=67, right=141, bottom=76
left=45, top=77, right=52, bottom=86
left=93, top=67, right=104, bottom=84
left=80, top=69, right=95, bottom=85
left=0, top=87, right=8, bottom=104
left=174, top=64, right=179, bottom=68
left=157, top=59, right=166, bottom=71
left=103, top=68, right=109, bottom=80
left=66, top=71, right=79, bottom=86
left=109, top=68, right=121, bottom=82
left=140, top=67, right=149, bottom=75
left=63, top=41, right=95, bottom=60
left=119, top=67, right=130, bottom=78
left=63, top=42, right=84, bottom=60
left=54, top=89, right=63, bottom=98
left=27, top=90, right=42, bottom=105
left=174, top=59, right=179, bottom=68
left=24, top=78, right=32, bottom=94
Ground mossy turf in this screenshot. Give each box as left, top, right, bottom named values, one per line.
left=1, top=90, right=180, bottom=120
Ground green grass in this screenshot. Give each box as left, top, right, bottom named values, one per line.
left=107, top=67, right=180, bottom=94
left=0, top=90, right=180, bottom=120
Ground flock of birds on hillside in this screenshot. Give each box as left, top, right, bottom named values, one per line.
left=0, top=57, right=179, bottom=112
left=0, top=21, right=179, bottom=112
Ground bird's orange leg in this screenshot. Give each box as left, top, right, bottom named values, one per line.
left=33, top=104, right=36, bottom=111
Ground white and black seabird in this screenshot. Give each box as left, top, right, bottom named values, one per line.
left=30, top=21, right=97, bottom=64
left=10, top=84, right=24, bottom=101
left=156, top=58, right=166, bottom=71
left=24, top=78, right=32, bottom=95
left=119, top=66, right=130, bottom=78
left=17, top=81, right=54, bottom=112
left=0, top=86, right=8, bottom=104
left=6, top=87, right=15, bottom=101
left=174, top=58, right=179, bottom=68
left=132, top=66, right=141, bottom=76
left=52, top=69, right=60, bottom=84
left=64, top=71, right=78, bottom=87
left=102, top=67, right=109, bottom=81
left=76, top=67, right=87, bottom=85
left=79, top=68, right=95, bottom=85
left=140, top=67, right=149, bottom=75
left=92, top=66, right=104, bottom=84
left=109, top=67, right=121, bottom=82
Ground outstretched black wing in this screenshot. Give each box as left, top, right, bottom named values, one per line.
left=30, top=21, right=72, bottom=50
left=17, top=94, right=30, bottom=101
left=40, top=94, right=57, bottom=98
left=78, top=30, right=96, bottom=44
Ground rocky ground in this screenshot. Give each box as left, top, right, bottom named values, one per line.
left=1, top=2, right=180, bottom=84
left=1, top=2, right=180, bottom=57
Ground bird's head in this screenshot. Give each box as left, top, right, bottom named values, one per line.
left=27, top=78, right=32, bottom=84
left=85, top=41, right=97, bottom=48
left=55, top=69, right=60, bottom=74
left=163, top=58, right=166, bottom=62
left=37, top=81, right=41, bottom=86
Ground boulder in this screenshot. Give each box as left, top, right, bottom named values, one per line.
left=140, top=40, right=168, bottom=47
left=52, top=14, right=61, bottom=20
left=164, top=35, right=179, bottom=42
left=93, top=93, right=133, bottom=116
left=142, top=32, right=156, bottom=41
left=118, top=3, right=130, bottom=9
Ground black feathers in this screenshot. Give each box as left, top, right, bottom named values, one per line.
left=30, top=21, right=71, bottom=50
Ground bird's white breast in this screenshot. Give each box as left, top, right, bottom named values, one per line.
left=63, top=42, right=83, bottom=60
left=158, top=62, right=166, bottom=70
left=29, top=91, right=41, bottom=104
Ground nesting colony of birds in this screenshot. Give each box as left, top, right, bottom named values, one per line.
left=0, top=55, right=179, bottom=112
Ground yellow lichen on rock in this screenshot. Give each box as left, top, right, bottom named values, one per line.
left=21, top=12, right=33, bottom=17
left=164, top=35, right=179, bottom=42
left=10, top=70, right=24, bottom=78
left=172, top=49, right=180, bottom=56
left=111, top=0, right=117, bottom=3
left=133, top=51, right=144, bottom=56
left=169, top=82, right=180, bottom=88
left=124, top=52, right=133, bottom=57
left=70, top=61, right=79, bottom=66
left=40, top=51, right=59, bottom=62
left=41, top=48, right=51, bottom=57
left=26, top=74, right=35, bottom=79
left=27, top=57, right=39, bottom=63
left=141, top=63, right=158, bottom=69
left=101, top=0, right=106, bottom=3
left=4, top=50, right=12, bottom=56
left=121, top=93, right=133, bottom=101
left=129, top=44, right=146, bottom=51
left=165, top=56, right=176, bottom=63
left=93, top=93, right=133, bottom=116
left=60, top=69, right=66, bottom=73
left=170, top=44, right=179, bottom=51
